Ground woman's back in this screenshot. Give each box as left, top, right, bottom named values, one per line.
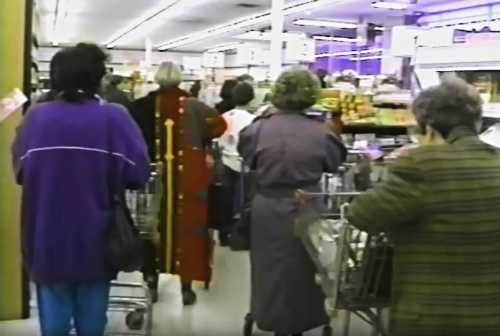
left=242, top=112, right=343, bottom=190
left=349, top=131, right=500, bottom=336
left=13, top=99, right=150, bottom=283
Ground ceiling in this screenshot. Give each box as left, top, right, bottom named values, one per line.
left=35, top=0, right=494, bottom=52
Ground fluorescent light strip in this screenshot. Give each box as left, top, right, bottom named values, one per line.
left=350, top=55, right=384, bottom=61
left=316, top=48, right=384, bottom=57
left=294, top=19, right=358, bottom=29
left=418, top=0, right=496, bottom=14
left=52, top=0, right=71, bottom=46
left=234, top=30, right=305, bottom=41
left=206, top=43, right=242, bottom=53
left=157, top=0, right=353, bottom=50
left=105, top=0, right=181, bottom=48
left=313, top=35, right=360, bottom=43
left=372, top=1, right=410, bottom=10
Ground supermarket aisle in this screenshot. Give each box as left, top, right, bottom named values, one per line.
left=0, top=247, right=373, bottom=336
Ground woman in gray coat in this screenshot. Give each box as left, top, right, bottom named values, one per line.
left=238, top=69, right=346, bottom=336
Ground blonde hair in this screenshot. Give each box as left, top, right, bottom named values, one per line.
left=155, top=62, right=182, bottom=88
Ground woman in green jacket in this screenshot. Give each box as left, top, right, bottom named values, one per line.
left=348, top=78, right=500, bottom=336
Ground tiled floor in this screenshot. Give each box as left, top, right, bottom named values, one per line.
left=0, top=247, right=374, bottom=336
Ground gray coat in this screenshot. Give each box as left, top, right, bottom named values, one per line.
left=239, top=112, right=345, bottom=334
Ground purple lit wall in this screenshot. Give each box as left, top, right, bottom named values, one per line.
left=312, top=38, right=383, bottom=75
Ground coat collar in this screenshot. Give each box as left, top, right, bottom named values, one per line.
left=447, top=127, right=479, bottom=144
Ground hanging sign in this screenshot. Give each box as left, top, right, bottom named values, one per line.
left=202, top=52, right=225, bottom=68
left=0, top=89, right=27, bottom=122
left=285, top=37, right=315, bottom=63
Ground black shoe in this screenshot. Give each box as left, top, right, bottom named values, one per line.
left=182, top=288, right=197, bottom=306
left=220, top=233, right=231, bottom=247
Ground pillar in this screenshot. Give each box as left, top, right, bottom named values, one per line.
left=0, top=0, right=27, bottom=320
left=270, top=0, right=285, bottom=80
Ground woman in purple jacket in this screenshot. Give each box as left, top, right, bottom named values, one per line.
left=12, top=43, right=150, bottom=336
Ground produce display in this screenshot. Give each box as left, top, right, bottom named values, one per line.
left=315, top=89, right=416, bottom=127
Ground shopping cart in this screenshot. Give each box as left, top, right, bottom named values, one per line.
left=104, top=163, right=163, bottom=336
left=295, top=162, right=392, bottom=336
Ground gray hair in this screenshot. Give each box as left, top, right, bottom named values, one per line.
left=271, top=69, right=321, bottom=112
left=155, top=62, right=182, bottom=88
left=412, top=78, right=483, bottom=137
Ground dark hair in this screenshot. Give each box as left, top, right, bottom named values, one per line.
left=220, top=79, right=238, bottom=100
left=271, top=69, right=321, bottom=111
left=381, top=76, right=401, bottom=87
left=412, top=78, right=483, bottom=138
left=110, top=75, right=123, bottom=87
left=50, top=43, right=108, bottom=102
left=237, top=74, right=254, bottom=83
left=190, top=80, right=202, bottom=98
left=232, top=82, right=255, bottom=106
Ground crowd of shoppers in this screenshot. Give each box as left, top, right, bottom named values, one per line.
left=12, top=40, right=500, bottom=336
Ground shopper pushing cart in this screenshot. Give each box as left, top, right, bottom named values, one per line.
left=238, top=69, right=347, bottom=336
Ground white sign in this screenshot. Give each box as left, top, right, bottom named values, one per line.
left=183, top=56, right=202, bottom=70
left=0, top=89, right=27, bottom=122
left=285, top=38, right=315, bottom=63
left=236, top=44, right=270, bottom=66
left=391, top=26, right=420, bottom=57
left=202, top=52, right=225, bottom=68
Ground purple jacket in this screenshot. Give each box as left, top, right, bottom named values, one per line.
left=12, top=98, right=150, bottom=284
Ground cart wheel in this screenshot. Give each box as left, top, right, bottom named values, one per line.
left=243, top=313, right=254, bottom=336
left=126, top=310, right=145, bottom=330
left=322, top=325, right=333, bottom=336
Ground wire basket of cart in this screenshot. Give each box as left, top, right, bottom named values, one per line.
left=295, top=160, right=392, bottom=336
left=126, top=163, right=163, bottom=239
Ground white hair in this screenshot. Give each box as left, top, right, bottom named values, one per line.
left=155, top=62, right=182, bottom=88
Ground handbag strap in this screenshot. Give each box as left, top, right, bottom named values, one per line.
left=105, top=107, right=120, bottom=203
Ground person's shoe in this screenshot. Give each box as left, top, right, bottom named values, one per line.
left=182, top=288, right=197, bottom=306
left=220, top=233, right=230, bottom=247
left=150, top=288, right=159, bottom=303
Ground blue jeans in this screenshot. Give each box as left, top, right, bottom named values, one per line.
left=37, top=282, right=110, bottom=336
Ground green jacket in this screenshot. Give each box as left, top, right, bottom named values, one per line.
left=348, top=128, right=500, bottom=336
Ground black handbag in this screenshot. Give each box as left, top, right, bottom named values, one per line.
left=104, top=116, right=144, bottom=273
left=229, top=202, right=252, bottom=251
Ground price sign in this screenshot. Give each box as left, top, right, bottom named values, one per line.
left=0, top=89, right=27, bottom=122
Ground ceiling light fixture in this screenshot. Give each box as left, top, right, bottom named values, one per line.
left=313, top=35, right=360, bottom=43
left=371, top=0, right=416, bottom=10
left=418, top=0, right=494, bottom=14
left=234, top=30, right=305, bottom=41
left=51, top=0, right=72, bottom=46
left=206, top=43, right=242, bottom=53
left=157, top=0, right=354, bottom=50
left=294, top=19, right=358, bottom=29
left=104, top=0, right=181, bottom=48
left=349, top=55, right=384, bottom=61
left=316, top=48, right=384, bottom=57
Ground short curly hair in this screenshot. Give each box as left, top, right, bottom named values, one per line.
left=412, top=78, right=483, bottom=137
left=232, top=82, right=255, bottom=106
left=271, top=69, right=321, bottom=111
